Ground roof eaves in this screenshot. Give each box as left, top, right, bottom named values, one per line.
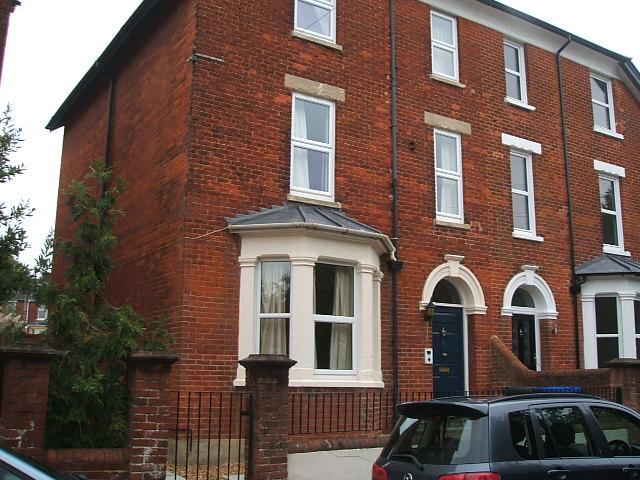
left=46, top=0, right=163, bottom=131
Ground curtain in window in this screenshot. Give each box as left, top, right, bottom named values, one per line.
left=329, top=266, right=353, bottom=370
left=293, top=101, right=310, bottom=189
left=260, top=262, right=290, bottom=355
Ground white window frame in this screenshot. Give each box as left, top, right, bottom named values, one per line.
left=255, top=259, right=292, bottom=355
left=599, top=174, right=626, bottom=255
left=504, top=39, right=529, bottom=106
left=635, top=300, right=640, bottom=360
left=590, top=74, right=619, bottom=136
left=36, top=306, right=48, bottom=320
left=430, top=11, right=459, bottom=81
left=313, top=262, right=357, bottom=375
left=510, top=150, right=539, bottom=240
left=294, top=0, right=337, bottom=43
left=594, top=295, right=621, bottom=367
left=434, top=129, right=464, bottom=223
left=290, top=92, right=336, bottom=202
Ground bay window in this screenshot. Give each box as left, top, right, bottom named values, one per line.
left=595, top=297, right=619, bottom=368
left=258, top=261, right=291, bottom=355
left=314, top=263, right=354, bottom=371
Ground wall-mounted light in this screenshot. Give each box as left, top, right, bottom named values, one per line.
left=423, top=301, right=436, bottom=322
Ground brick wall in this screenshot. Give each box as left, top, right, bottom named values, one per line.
left=52, top=0, right=640, bottom=398
left=45, top=449, right=128, bottom=480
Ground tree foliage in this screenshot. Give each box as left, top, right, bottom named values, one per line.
left=43, top=162, right=172, bottom=448
left=0, top=107, right=32, bottom=304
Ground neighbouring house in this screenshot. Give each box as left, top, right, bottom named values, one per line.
left=1, top=293, right=48, bottom=333
left=47, top=0, right=640, bottom=399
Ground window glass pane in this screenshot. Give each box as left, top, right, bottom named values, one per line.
left=512, top=288, right=535, bottom=308
left=510, top=154, right=528, bottom=191
left=436, top=134, right=458, bottom=172
left=392, top=414, right=489, bottom=465
left=591, top=77, right=609, bottom=104
left=432, top=47, right=455, bottom=78
left=292, top=147, right=329, bottom=193
left=596, top=297, right=618, bottom=334
left=599, top=178, right=616, bottom=211
left=591, top=407, right=640, bottom=457
left=296, top=0, right=332, bottom=37
left=315, top=322, right=352, bottom=370
left=534, top=407, right=596, bottom=458
left=597, top=338, right=619, bottom=368
left=512, top=193, right=530, bottom=230
left=602, top=212, right=619, bottom=246
left=506, top=72, right=522, bottom=100
left=0, top=466, right=22, bottom=480
left=635, top=301, right=640, bottom=335
left=437, top=176, right=459, bottom=216
left=260, top=318, right=289, bottom=355
left=504, top=44, right=520, bottom=72
left=315, top=264, right=354, bottom=316
left=509, top=411, right=538, bottom=460
left=432, top=14, right=454, bottom=45
left=260, top=262, right=291, bottom=314
left=294, top=98, right=330, bottom=143
left=432, top=279, right=461, bottom=304
left=593, top=103, right=611, bottom=129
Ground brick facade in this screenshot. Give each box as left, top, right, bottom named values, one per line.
left=50, top=1, right=640, bottom=397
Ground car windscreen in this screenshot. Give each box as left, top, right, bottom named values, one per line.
left=385, top=412, right=489, bottom=466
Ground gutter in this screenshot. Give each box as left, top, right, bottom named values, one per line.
left=227, top=222, right=397, bottom=258
left=556, top=36, right=582, bottom=370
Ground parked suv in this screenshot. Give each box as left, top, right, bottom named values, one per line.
left=373, top=394, right=640, bottom=479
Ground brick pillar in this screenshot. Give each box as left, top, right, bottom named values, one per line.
left=239, top=354, right=296, bottom=480
left=0, top=345, right=61, bottom=458
left=127, top=351, right=178, bottom=480
left=608, top=358, right=640, bottom=412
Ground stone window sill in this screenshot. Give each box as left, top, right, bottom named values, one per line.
left=505, top=97, right=536, bottom=111
left=603, top=245, right=630, bottom=257
left=512, top=230, right=544, bottom=242
left=435, top=218, right=471, bottom=230
left=594, top=125, right=624, bottom=140
left=430, top=74, right=466, bottom=89
left=287, top=194, right=342, bottom=209
left=292, top=30, right=343, bottom=51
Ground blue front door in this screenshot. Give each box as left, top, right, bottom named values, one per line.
left=432, top=306, right=465, bottom=398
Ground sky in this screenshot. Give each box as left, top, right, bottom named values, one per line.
left=0, top=0, right=638, bottom=266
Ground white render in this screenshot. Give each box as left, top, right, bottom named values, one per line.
left=581, top=276, right=640, bottom=369
left=233, top=229, right=385, bottom=388
left=501, top=265, right=558, bottom=320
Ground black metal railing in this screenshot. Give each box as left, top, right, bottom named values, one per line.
left=167, top=392, right=252, bottom=480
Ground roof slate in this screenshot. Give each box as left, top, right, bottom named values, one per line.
left=226, top=202, right=382, bottom=235
left=575, top=253, right=640, bottom=276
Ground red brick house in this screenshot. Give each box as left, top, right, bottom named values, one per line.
left=0, top=0, right=19, bottom=83
left=47, top=0, right=640, bottom=398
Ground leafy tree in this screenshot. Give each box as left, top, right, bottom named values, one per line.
left=43, top=162, right=172, bottom=448
left=0, top=107, right=32, bottom=304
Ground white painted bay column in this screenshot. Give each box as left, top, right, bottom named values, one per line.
left=357, top=263, right=376, bottom=382
left=372, top=269, right=384, bottom=383
left=289, top=256, right=317, bottom=384
left=619, top=293, right=637, bottom=359
left=234, top=256, right=257, bottom=386
left=581, top=295, right=598, bottom=369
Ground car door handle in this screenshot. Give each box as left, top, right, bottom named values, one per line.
left=547, top=469, right=571, bottom=480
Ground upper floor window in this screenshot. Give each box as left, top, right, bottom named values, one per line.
left=258, top=261, right=291, bottom=356
left=504, top=40, right=528, bottom=104
left=591, top=74, right=617, bottom=134
left=314, top=263, right=354, bottom=371
left=37, top=306, right=48, bottom=320
left=431, top=11, right=459, bottom=80
left=294, top=0, right=336, bottom=43
left=290, top=93, right=335, bottom=201
left=599, top=175, right=625, bottom=254
left=434, top=129, right=463, bottom=223
left=510, top=151, right=538, bottom=238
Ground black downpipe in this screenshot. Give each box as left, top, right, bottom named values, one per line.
left=556, top=37, right=581, bottom=369
left=388, top=0, right=403, bottom=419
left=102, top=76, right=117, bottom=197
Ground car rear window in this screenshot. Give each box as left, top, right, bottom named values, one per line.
left=386, top=412, right=489, bottom=465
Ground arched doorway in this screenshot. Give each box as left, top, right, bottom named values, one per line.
left=421, top=255, right=487, bottom=397
left=502, top=266, right=558, bottom=372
